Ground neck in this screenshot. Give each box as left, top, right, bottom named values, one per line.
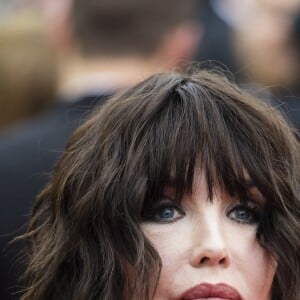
left=57, top=54, right=166, bottom=100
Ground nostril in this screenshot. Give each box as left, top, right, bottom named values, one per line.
left=219, top=257, right=226, bottom=264
left=199, top=256, right=227, bottom=265
left=200, top=257, right=209, bottom=264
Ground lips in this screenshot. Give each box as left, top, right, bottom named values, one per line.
left=180, top=283, right=243, bottom=300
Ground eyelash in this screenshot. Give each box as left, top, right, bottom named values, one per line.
left=226, top=203, right=261, bottom=225
left=144, top=199, right=261, bottom=225
left=143, top=199, right=184, bottom=223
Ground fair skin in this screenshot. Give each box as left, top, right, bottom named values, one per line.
left=142, top=172, right=277, bottom=300
left=234, top=0, right=300, bottom=87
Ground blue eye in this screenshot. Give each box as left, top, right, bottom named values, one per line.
left=157, top=207, right=176, bottom=220
left=151, top=202, right=184, bottom=223
left=228, top=204, right=259, bottom=224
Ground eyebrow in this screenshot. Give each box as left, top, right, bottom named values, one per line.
left=244, top=181, right=266, bottom=204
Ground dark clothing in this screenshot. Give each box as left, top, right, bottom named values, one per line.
left=0, top=95, right=108, bottom=299
left=195, top=1, right=238, bottom=75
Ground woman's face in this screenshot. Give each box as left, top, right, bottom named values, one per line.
left=141, top=173, right=277, bottom=300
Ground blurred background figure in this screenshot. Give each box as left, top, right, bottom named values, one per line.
left=234, top=0, right=300, bottom=128
left=234, top=0, right=300, bottom=89
left=196, top=0, right=300, bottom=129
left=0, top=11, right=58, bottom=131
left=0, top=0, right=201, bottom=299
left=194, top=0, right=256, bottom=76
left=54, top=0, right=201, bottom=99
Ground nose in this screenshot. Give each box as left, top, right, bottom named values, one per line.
left=189, top=213, right=231, bottom=268
left=190, top=246, right=230, bottom=268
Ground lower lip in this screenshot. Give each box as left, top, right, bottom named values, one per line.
left=194, top=298, right=230, bottom=300
left=180, top=283, right=242, bottom=300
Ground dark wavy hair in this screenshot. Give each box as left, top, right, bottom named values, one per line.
left=19, top=71, right=300, bottom=300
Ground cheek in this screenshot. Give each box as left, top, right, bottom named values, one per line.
left=228, top=227, right=277, bottom=299
left=142, top=222, right=190, bottom=262
left=244, top=244, right=276, bottom=298
left=142, top=224, right=190, bottom=296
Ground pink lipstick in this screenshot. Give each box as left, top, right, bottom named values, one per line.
left=180, top=283, right=243, bottom=300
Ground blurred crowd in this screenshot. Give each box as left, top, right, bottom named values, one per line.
left=1, top=0, right=300, bottom=131
left=0, top=0, right=299, bottom=299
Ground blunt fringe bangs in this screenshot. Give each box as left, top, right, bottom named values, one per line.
left=19, top=71, right=299, bottom=300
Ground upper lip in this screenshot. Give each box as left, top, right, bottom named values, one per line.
left=180, top=283, right=243, bottom=300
